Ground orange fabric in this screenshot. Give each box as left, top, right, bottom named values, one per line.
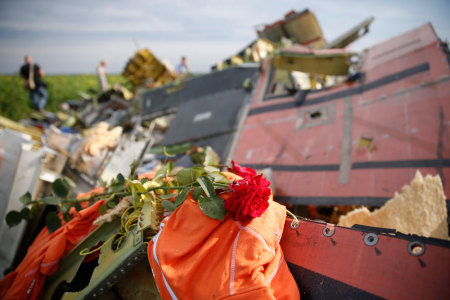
left=0, top=200, right=104, bottom=300
left=148, top=174, right=300, bottom=299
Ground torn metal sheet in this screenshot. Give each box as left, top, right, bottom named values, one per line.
left=211, top=38, right=276, bottom=71
left=122, top=48, right=177, bottom=87
left=323, top=16, right=375, bottom=49
left=273, top=45, right=353, bottom=75
left=233, top=23, right=450, bottom=206
left=257, top=9, right=327, bottom=49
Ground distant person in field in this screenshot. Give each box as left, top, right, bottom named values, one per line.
left=19, top=55, right=48, bottom=112
left=175, top=56, right=190, bottom=77
left=97, top=60, right=108, bottom=92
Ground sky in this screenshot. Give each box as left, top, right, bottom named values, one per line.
left=0, top=0, right=449, bottom=74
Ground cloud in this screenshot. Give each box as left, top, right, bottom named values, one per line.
left=0, top=0, right=449, bottom=74
left=0, top=18, right=184, bottom=33
left=0, top=1, right=183, bottom=34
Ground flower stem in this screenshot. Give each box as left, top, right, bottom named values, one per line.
left=286, top=209, right=299, bottom=223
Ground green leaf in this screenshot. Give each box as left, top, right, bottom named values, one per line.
left=19, top=192, right=32, bottom=205
left=113, top=195, right=120, bottom=205
left=162, top=200, right=177, bottom=212
left=209, top=171, right=230, bottom=184
left=45, top=211, right=61, bottom=233
left=30, top=205, right=39, bottom=215
left=203, top=147, right=217, bottom=166
left=197, top=176, right=215, bottom=198
left=132, top=188, right=140, bottom=206
left=190, top=151, right=204, bottom=165
left=140, top=177, right=149, bottom=184
left=242, top=77, right=253, bottom=91
left=75, top=202, right=82, bottom=212
left=192, top=186, right=203, bottom=200
left=116, top=173, right=125, bottom=183
left=109, top=182, right=126, bottom=193
left=204, top=166, right=219, bottom=173
left=52, top=178, right=71, bottom=198
left=128, top=180, right=146, bottom=193
left=20, top=207, right=31, bottom=219
left=176, top=168, right=200, bottom=186
left=6, top=210, right=22, bottom=227
left=173, top=187, right=191, bottom=207
left=43, top=196, right=63, bottom=205
left=98, top=178, right=107, bottom=188
left=129, top=160, right=138, bottom=178
left=60, top=204, right=70, bottom=215
left=62, top=212, right=70, bottom=222
left=158, top=193, right=176, bottom=200
left=204, top=165, right=229, bottom=184
left=107, top=200, right=116, bottom=209
left=99, top=203, right=107, bottom=215
left=155, top=162, right=173, bottom=180
left=198, top=195, right=226, bottom=221
left=64, top=177, right=76, bottom=188
left=167, top=162, right=174, bottom=174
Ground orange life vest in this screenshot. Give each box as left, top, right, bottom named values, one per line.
left=148, top=187, right=300, bottom=299
left=0, top=190, right=104, bottom=300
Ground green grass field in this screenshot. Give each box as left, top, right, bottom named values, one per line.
left=0, top=74, right=130, bottom=121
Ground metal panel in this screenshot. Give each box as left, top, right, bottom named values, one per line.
left=141, top=66, right=259, bottom=116
left=281, top=219, right=450, bottom=299
left=323, top=16, right=374, bottom=49
left=233, top=24, right=450, bottom=206
left=0, top=130, right=43, bottom=275
left=161, top=89, right=250, bottom=147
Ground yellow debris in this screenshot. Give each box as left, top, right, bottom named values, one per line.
left=338, top=171, right=449, bottom=240
left=82, top=122, right=122, bottom=156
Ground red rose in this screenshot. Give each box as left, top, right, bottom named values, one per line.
left=225, top=174, right=271, bottom=221
left=228, top=161, right=257, bottom=180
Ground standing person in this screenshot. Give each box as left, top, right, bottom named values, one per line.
left=97, top=60, right=108, bottom=92
left=175, top=56, right=190, bottom=77
left=20, top=55, right=48, bottom=112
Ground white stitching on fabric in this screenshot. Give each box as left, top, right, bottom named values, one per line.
left=24, top=266, right=39, bottom=278
left=152, top=231, right=162, bottom=266
left=162, top=272, right=178, bottom=300
left=236, top=221, right=275, bottom=256
left=230, top=230, right=241, bottom=296
left=265, top=255, right=284, bottom=285
left=27, top=278, right=36, bottom=294
left=152, top=218, right=178, bottom=299
left=40, top=260, right=58, bottom=268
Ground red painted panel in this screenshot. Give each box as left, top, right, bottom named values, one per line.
left=281, top=219, right=450, bottom=299
left=271, top=168, right=443, bottom=200
left=363, top=23, right=438, bottom=71
left=233, top=23, right=450, bottom=206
